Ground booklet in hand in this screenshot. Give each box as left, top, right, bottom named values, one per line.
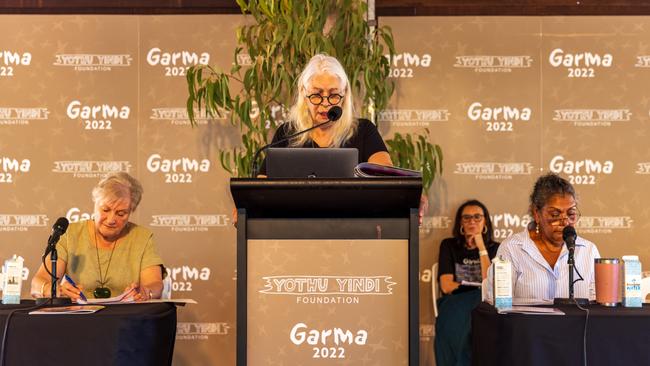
left=353, top=162, right=422, bottom=178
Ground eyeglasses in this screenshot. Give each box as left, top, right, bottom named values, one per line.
left=306, top=93, right=344, bottom=106
left=461, top=214, right=484, bottom=222
left=543, top=207, right=581, bottom=226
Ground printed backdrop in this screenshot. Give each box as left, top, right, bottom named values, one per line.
left=1, top=14, right=649, bottom=365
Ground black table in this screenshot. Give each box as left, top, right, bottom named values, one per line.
left=472, top=302, right=650, bottom=366
left=0, top=301, right=176, bottom=366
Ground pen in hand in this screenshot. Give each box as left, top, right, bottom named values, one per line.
left=63, top=274, right=88, bottom=302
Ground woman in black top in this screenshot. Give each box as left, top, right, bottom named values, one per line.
left=438, top=199, right=499, bottom=294
left=257, top=53, right=391, bottom=176
left=435, top=199, right=499, bottom=366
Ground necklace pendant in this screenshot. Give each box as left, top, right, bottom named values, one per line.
left=93, top=287, right=111, bottom=298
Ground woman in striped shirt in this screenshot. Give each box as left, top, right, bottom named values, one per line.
left=487, top=173, right=600, bottom=302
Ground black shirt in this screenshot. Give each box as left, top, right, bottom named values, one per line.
left=438, top=237, right=499, bottom=285
left=258, top=118, right=388, bottom=175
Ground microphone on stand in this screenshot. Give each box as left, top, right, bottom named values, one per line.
left=43, top=217, right=69, bottom=257
left=37, top=217, right=72, bottom=306
left=250, top=106, right=344, bottom=177
left=554, top=225, right=589, bottom=306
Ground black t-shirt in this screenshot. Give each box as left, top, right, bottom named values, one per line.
left=258, top=118, right=388, bottom=175
left=437, top=237, right=499, bottom=285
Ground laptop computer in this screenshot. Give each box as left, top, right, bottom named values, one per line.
left=265, top=148, right=359, bottom=178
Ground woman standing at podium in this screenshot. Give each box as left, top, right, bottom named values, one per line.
left=256, top=53, right=392, bottom=176
left=30, top=172, right=165, bottom=301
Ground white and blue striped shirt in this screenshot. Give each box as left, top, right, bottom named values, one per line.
left=486, top=229, right=600, bottom=302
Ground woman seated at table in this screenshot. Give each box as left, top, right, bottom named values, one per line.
left=30, top=172, right=164, bottom=302
left=486, top=173, right=600, bottom=302
left=435, top=199, right=499, bottom=366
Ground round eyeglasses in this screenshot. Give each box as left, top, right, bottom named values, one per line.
left=306, top=93, right=344, bottom=106
left=543, top=208, right=581, bottom=226
left=461, top=214, right=484, bottom=222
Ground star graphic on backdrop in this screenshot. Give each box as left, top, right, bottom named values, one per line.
left=392, top=337, right=405, bottom=351
left=9, top=196, right=23, bottom=209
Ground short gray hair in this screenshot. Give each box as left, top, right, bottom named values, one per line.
left=92, top=172, right=143, bottom=212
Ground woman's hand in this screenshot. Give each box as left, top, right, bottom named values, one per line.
left=473, top=233, right=486, bottom=251
left=124, top=283, right=156, bottom=302
left=59, top=281, right=85, bottom=302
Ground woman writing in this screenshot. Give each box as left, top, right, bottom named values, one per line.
left=31, top=172, right=164, bottom=301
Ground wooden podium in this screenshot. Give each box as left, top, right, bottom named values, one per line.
left=231, top=177, right=421, bottom=366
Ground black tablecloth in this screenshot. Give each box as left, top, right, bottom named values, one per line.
left=0, top=301, right=177, bottom=366
left=472, top=302, right=650, bottom=366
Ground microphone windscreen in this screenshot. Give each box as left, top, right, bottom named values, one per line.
left=562, top=225, right=577, bottom=247
left=327, top=106, right=343, bottom=122
left=53, top=217, right=69, bottom=234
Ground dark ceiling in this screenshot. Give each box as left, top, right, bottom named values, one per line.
left=2, top=1, right=650, bottom=15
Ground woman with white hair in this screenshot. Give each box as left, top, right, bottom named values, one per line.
left=31, top=172, right=164, bottom=301
left=257, top=53, right=392, bottom=175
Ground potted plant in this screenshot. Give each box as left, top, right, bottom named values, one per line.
left=186, top=0, right=442, bottom=191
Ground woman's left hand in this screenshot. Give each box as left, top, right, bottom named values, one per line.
left=123, top=283, right=155, bottom=302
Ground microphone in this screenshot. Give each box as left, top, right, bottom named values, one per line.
left=44, top=217, right=69, bottom=257
left=37, top=216, right=72, bottom=305
left=250, top=106, right=344, bottom=177
left=554, top=225, right=588, bottom=306
left=563, top=225, right=576, bottom=254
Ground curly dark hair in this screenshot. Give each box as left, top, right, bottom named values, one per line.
left=529, top=173, right=576, bottom=212
left=528, top=173, right=577, bottom=229
left=451, top=199, right=495, bottom=246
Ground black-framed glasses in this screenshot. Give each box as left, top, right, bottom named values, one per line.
left=543, top=207, right=581, bottom=226
left=306, top=93, right=344, bottom=106
left=461, top=213, right=484, bottom=222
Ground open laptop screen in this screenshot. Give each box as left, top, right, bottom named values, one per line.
left=265, top=148, right=359, bottom=178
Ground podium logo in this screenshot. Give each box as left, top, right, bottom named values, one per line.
left=454, top=55, right=533, bottom=73
left=0, top=157, right=30, bottom=184
left=467, top=102, right=531, bottom=132
left=53, top=54, right=132, bottom=71
left=150, top=214, right=229, bottom=231
left=548, top=155, right=613, bottom=185
left=385, top=52, right=431, bottom=78
left=290, top=323, right=367, bottom=359
left=491, top=213, right=532, bottom=240
left=553, top=109, right=631, bottom=127
left=146, top=47, right=210, bottom=77
left=0, top=214, right=48, bottom=232
left=66, top=100, right=130, bottom=130
left=548, top=48, right=613, bottom=78
left=575, top=216, right=633, bottom=234
left=454, top=162, right=534, bottom=180
left=52, top=160, right=131, bottom=179
left=260, top=275, right=396, bottom=305
left=177, top=322, right=230, bottom=340
left=65, top=207, right=93, bottom=223
left=0, top=107, right=49, bottom=126
left=0, top=51, right=32, bottom=77
left=165, top=265, right=211, bottom=293
left=150, top=107, right=228, bottom=126
left=377, top=109, right=450, bottom=127
left=146, top=154, right=210, bottom=184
